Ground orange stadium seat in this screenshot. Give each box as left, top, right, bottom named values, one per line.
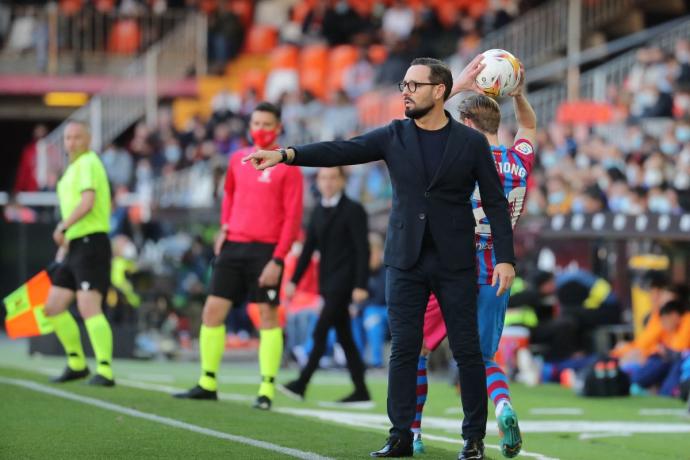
left=59, top=0, right=83, bottom=15
left=241, top=69, right=267, bottom=98
left=95, top=0, right=115, bottom=13
left=467, top=0, right=488, bottom=18
left=229, top=0, right=254, bottom=29
left=349, top=0, right=374, bottom=16
left=386, top=92, right=405, bottom=120
left=357, top=91, right=385, bottom=127
left=199, top=0, right=218, bottom=14
left=245, top=25, right=279, bottom=54
left=291, top=1, right=314, bottom=23
left=108, top=19, right=141, bottom=55
left=368, top=44, right=388, bottom=64
left=556, top=101, right=613, bottom=125
left=328, top=45, right=359, bottom=91
left=172, top=98, right=203, bottom=131
left=270, top=45, right=300, bottom=70
left=299, top=44, right=328, bottom=98
left=435, top=2, right=459, bottom=28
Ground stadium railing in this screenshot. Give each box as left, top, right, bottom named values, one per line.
left=480, top=0, right=634, bottom=69
left=35, top=12, right=206, bottom=191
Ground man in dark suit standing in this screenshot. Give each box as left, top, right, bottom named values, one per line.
left=279, top=166, right=371, bottom=404
left=244, top=57, right=515, bottom=460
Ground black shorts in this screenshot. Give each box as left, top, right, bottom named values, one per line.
left=51, top=232, right=112, bottom=296
left=208, top=241, right=280, bottom=306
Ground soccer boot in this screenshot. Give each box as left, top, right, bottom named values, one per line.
left=277, top=380, right=306, bottom=401
left=497, top=404, right=522, bottom=458
left=173, top=385, right=218, bottom=400
left=253, top=395, right=272, bottom=410
left=51, top=366, right=90, bottom=383
left=87, top=374, right=115, bottom=387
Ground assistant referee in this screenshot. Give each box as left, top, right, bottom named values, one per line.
left=44, top=120, right=115, bottom=387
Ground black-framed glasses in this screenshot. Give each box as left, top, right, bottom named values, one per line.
left=397, top=81, right=439, bottom=93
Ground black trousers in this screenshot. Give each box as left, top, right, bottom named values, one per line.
left=386, top=245, right=487, bottom=441
left=296, top=291, right=366, bottom=391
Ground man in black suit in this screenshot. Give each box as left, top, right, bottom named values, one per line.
left=244, top=57, right=515, bottom=460
left=279, top=166, right=371, bottom=404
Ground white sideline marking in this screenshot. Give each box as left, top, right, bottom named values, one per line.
left=126, top=373, right=176, bottom=383
left=275, top=408, right=559, bottom=460
left=639, top=408, right=689, bottom=417
left=0, top=376, right=332, bottom=460
left=530, top=408, right=584, bottom=416
left=579, top=432, right=631, bottom=440
left=117, top=378, right=255, bottom=402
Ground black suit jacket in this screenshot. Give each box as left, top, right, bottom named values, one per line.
left=292, top=113, right=514, bottom=271
left=292, top=195, right=369, bottom=297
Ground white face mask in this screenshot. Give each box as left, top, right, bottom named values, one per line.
left=674, top=172, right=690, bottom=189
left=648, top=196, right=672, bottom=214
left=644, top=168, right=664, bottom=187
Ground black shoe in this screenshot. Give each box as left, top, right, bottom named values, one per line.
left=278, top=380, right=305, bottom=401
left=458, top=438, right=484, bottom=460
left=253, top=395, right=272, bottom=410
left=87, top=374, right=115, bottom=387
left=337, top=388, right=374, bottom=408
left=370, top=437, right=413, bottom=457
left=51, top=366, right=90, bottom=383
left=173, top=385, right=217, bottom=400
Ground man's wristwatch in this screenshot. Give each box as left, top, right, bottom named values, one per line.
left=279, top=148, right=288, bottom=164
left=272, top=257, right=284, bottom=267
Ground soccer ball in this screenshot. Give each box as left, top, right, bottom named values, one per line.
left=475, top=49, right=522, bottom=97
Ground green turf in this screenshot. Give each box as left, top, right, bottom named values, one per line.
left=1, top=339, right=689, bottom=459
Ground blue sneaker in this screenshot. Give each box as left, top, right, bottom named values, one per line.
left=497, top=405, right=522, bottom=458
left=413, top=437, right=425, bottom=455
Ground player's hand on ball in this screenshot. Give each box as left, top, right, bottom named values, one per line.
left=351, top=287, right=369, bottom=304
left=452, top=54, right=486, bottom=96
left=492, top=262, right=515, bottom=296
left=509, top=63, right=526, bottom=97
left=258, top=259, right=282, bottom=287
left=242, top=149, right=282, bottom=170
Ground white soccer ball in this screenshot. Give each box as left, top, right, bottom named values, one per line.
left=475, top=49, right=522, bottom=97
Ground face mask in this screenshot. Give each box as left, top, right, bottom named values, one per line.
left=165, top=144, right=181, bottom=163
left=609, top=196, right=627, bottom=213
left=548, top=191, right=565, bottom=206
left=541, top=153, right=557, bottom=169
left=571, top=198, right=585, bottom=214
left=676, top=127, right=690, bottom=143
left=630, top=135, right=643, bottom=151
left=638, top=91, right=657, bottom=106
left=250, top=129, right=278, bottom=149
left=675, top=172, right=690, bottom=189
left=648, top=196, right=672, bottom=214
left=527, top=199, right=541, bottom=215
left=626, top=166, right=640, bottom=185
left=644, top=169, right=664, bottom=187
left=661, top=142, right=679, bottom=155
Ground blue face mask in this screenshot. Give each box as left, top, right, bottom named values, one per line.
left=648, top=196, right=672, bottom=214
left=571, top=198, right=585, bottom=214
left=676, top=127, right=690, bottom=143
left=661, top=142, right=679, bottom=155
left=548, top=191, right=565, bottom=206
left=630, top=135, right=643, bottom=151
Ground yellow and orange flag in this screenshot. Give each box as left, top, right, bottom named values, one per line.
left=3, top=271, right=54, bottom=339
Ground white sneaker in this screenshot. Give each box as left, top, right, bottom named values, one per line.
left=516, top=348, right=541, bottom=387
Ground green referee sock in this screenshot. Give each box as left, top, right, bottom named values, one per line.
left=198, top=324, right=226, bottom=392
left=47, top=311, right=87, bottom=371
left=258, top=327, right=283, bottom=400
left=84, top=314, right=114, bottom=380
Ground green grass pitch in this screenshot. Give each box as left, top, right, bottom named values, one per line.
left=1, top=341, right=688, bottom=459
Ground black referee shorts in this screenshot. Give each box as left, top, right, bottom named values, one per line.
left=208, top=241, right=281, bottom=306
left=51, top=232, right=112, bottom=297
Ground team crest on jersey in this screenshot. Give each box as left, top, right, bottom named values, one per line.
left=258, top=169, right=272, bottom=183
left=514, top=142, right=533, bottom=155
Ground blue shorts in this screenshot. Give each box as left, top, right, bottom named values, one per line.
left=477, top=284, right=510, bottom=359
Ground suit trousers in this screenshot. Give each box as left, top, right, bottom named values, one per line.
left=385, top=245, right=487, bottom=441
left=297, top=291, right=367, bottom=391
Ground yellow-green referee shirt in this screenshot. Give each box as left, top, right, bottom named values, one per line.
left=56, top=151, right=111, bottom=241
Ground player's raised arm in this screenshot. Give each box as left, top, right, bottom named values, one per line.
left=511, top=65, right=537, bottom=147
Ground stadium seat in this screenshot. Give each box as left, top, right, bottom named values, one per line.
left=172, top=98, right=202, bottom=131
left=368, top=44, right=388, bottom=64
left=291, top=1, right=314, bottom=24
left=199, top=0, right=219, bottom=15
left=328, top=45, right=359, bottom=91
left=229, top=0, right=254, bottom=29
left=556, top=101, right=613, bottom=125
left=435, top=2, right=459, bottom=29
left=349, top=0, right=374, bottom=16
left=357, top=91, right=385, bottom=126
left=467, top=0, right=488, bottom=19
left=59, top=0, right=83, bottom=15
left=244, top=25, right=279, bottom=54
left=95, top=0, right=115, bottom=13
left=270, top=45, right=300, bottom=70
left=241, top=69, right=268, bottom=98
left=386, top=92, right=404, bottom=120
left=299, top=44, right=328, bottom=98
left=108, top=19, right=141, bottom=55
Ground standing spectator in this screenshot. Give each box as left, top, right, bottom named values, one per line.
left=101, top=143, right=133, bottom=189
left=382, top=0, right=414, bottom=44
left=14, top=124, right=47, bottom=193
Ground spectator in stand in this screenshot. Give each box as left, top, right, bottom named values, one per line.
left=14, top=123, right=47, bottom=193
left=381, top=0, right=414, bottom=44
left=207, top=4, right=244, bottom=74
left=342, top=48, right=375, bottom=100
left=322, top=90, right=359, bottom=141
left=101, top=143, right=134, bottom=189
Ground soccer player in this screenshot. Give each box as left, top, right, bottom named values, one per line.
left=174, top=102, right=303, bottom=410
left=44, top=120, right=115, bottom=387
left=412, top=58, right=536, bottom=458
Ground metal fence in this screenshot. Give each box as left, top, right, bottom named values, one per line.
left=34, top=12, right=206, bottom=190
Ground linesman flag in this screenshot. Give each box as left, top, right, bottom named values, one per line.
left=3, top=271, right=54, bottom=339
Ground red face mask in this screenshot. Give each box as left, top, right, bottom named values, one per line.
left=250, top=129, right=278, bottom=148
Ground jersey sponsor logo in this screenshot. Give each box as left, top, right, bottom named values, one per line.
left=514, top=142, right=533, bottom=155
left=476, top=240, right=493, bottom=251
